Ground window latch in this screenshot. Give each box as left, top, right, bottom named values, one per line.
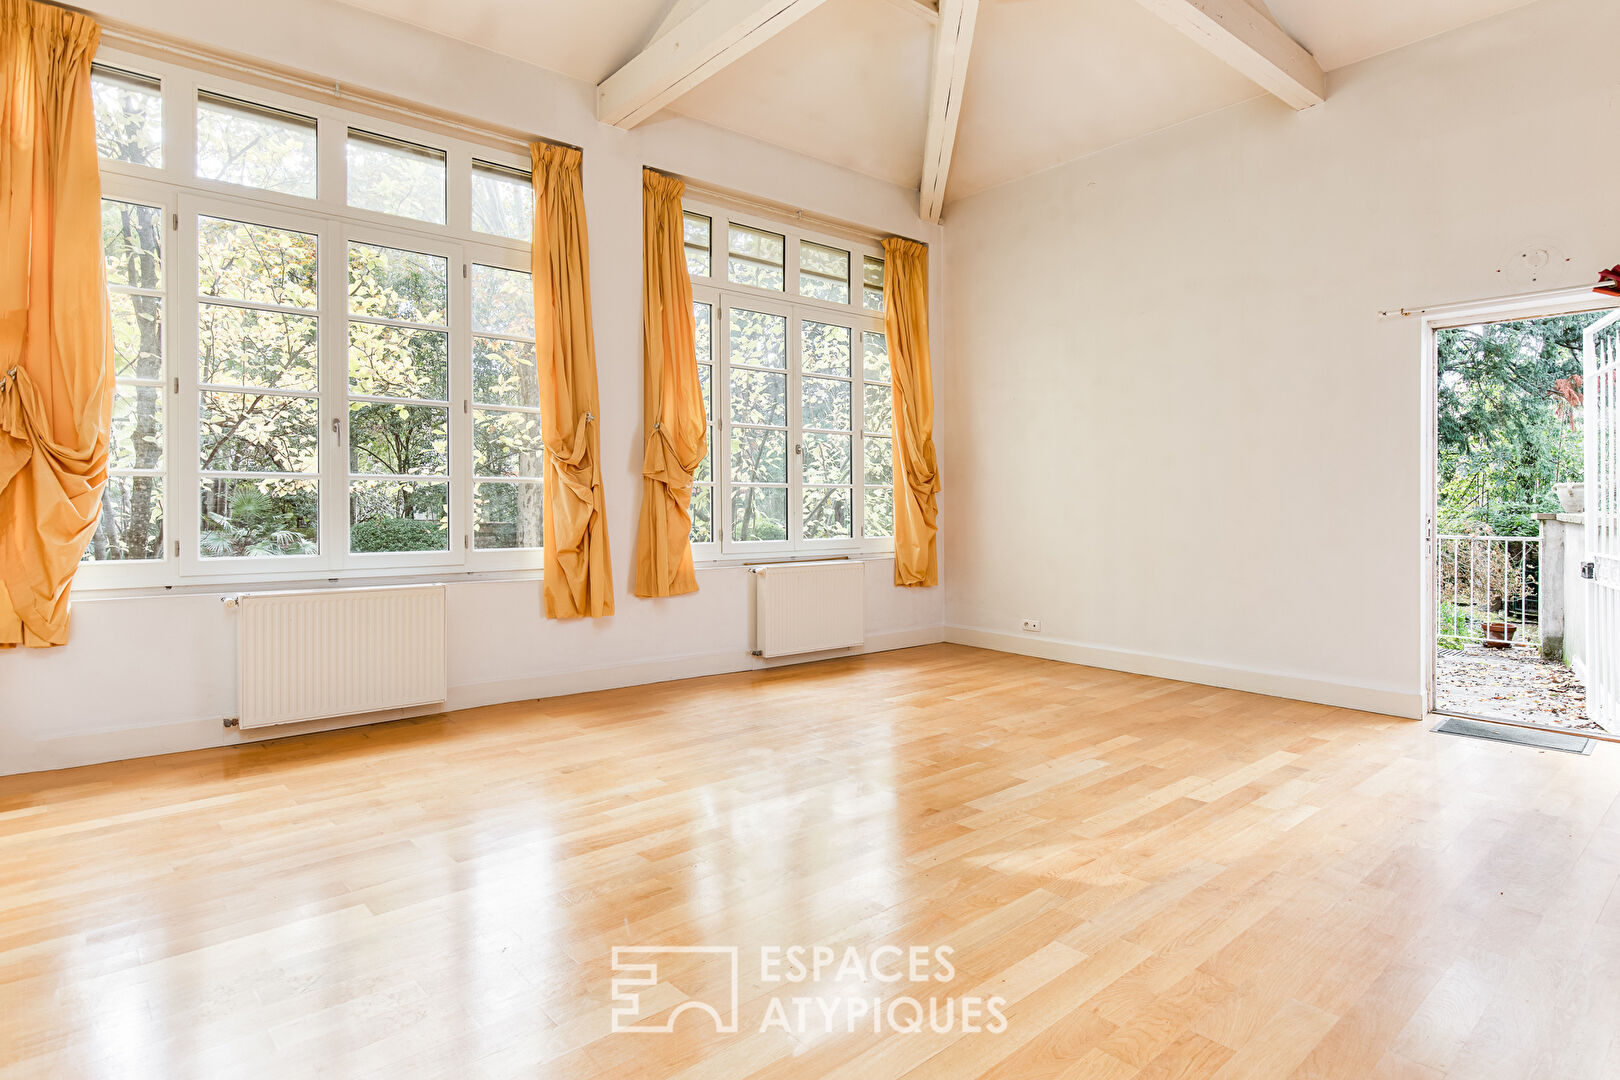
left=1582, top=561, right=1596, bottom=580
left=332, top=417, right=343, bottom=446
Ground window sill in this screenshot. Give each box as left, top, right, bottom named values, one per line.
left=692, top=551, right=894, bottom=571
left=71, top=565, right=542, bottom=601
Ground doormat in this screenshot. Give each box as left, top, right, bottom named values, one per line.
left=1432, top=715, right=1594, bottom=755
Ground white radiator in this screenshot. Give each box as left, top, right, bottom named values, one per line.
left=752, top=561, right=865, bottom=658
left=229, top=584, right=447, bottom=730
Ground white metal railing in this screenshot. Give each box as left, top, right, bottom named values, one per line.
left=1436, top=535, right=1541, bottom=650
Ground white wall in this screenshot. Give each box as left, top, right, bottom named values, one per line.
left=941, top=0, right=1620, bottom=718
left=0, top=0, right=945, bottom=776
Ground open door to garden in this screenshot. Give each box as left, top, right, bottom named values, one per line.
left=1431, top=308, right=1613, bottom=736
left=1582, top=312, right=1619, bottom=733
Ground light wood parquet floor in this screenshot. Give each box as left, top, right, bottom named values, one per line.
left=2, top=644, right=1619, bottom=1079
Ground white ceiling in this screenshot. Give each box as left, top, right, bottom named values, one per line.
left=328, top=0, right=1540, bottom=206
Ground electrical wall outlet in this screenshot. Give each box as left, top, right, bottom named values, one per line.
left=1021, top=619, right=1042, bottom=633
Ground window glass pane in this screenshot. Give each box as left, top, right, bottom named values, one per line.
left=864, top=436, right=893, bottom=486
left=802, top=321, right=852, bottom=377
left=198, top=304, right=319, bottom=391
left=199, top=391, right=319, bottom=473
left=471, top=265, right=535, bottom=338
left=802, top=377, right=851, bottom=432
left=473, top=339, right=540, bottom=408
left=731, top=486, right=786, bottom=542
left=110, top=293, right=163, bottom=380
left=102, top=199, right=163, bottom=288
left=803, top=488, right=852, bottom=539
left=198, top=217, right=318, bottom=309
left=728, top=224, right=784, bottom=290
left=862, top=331, right=890, bottom=383
left=729, top=308, right=786, bottom=370
left=694, top=442, right=711, bottom=483
left=685, top=212, right=711, bottom=277
left=474, top=408, right=545, bottom=478
left=863, top=256, right=885, bottom=312
left=475, top=480, right=543, bottom=549
left=730, top=429, right=787, bottom=484
left=349, top=480, right=448, bottom=552
left=694, top=301, right=712, bottom=364
left=690, top=486, right=712, bottom=544
left=800, top=241, right=850, bottom=304
left=864, top=486, right=894, bottom=538
left=802, top=433, right=850, bottom=485
left=347, top=242, right=449, bottom=325
left=109, top=384, right=165, bottom=471
left=730, top=369, right=786, bottom=428
left=84, top=476, right=164, bottom=561
left=472, top=161, right=533, bottom=240
left=199, top=477, right=318, bottom=558
left=348, top=402, right=448, bottom=475
left=864, top=384, right=893, bottom=434
left=348, top=324, right=448, bottom=401
left=698, top=365, right=712, bottom=431
left=347, top=129, right=446, bottom=224
left=196, top=93, right=317, bottom=197
left=92, top=67, right=163, bottom=167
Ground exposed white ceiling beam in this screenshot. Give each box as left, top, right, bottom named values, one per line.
left=918, top=0, right=978, bottom=224
left=598, top=0, right=830, bottom=129
left=1128, top=0, right=1325, bottom=110
left=877, top=0, right=940, bottom=25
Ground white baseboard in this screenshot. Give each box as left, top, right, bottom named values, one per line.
left=945, top=625, right=1422, bottom=720
left=4, top=626, right=946, bottom=777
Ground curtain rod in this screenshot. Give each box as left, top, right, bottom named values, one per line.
left=97, top=21, right=580, bottom=157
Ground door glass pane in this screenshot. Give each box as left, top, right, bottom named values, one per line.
left=348, top=324, right=449, bottom=401
left=728, top=224, right=785, bottom=290
left=198, top=304, right=319, bottom=391
left=729, top=308, right=786, bottom=369
left=472, top=161, right=533, bottom=240
left=199, top=391, right=319, bottom=473
left=92, top=66, right=163, bottom=168
left=473, top=339, right=540, bottom=408
left=803, top=321, right=852, bottom=376
left=348, top=402, right=448, bottom=475
left=84, top=476, right=164, bottom=562
left=471, top=265, right=535, bottom=338
left=199, top=477, right=318, bottom=558
left=347, top=129, right=447, bottom=224
left=474, top=480, right=543, bottom=549
left=102, top=200, right=163, bottom=287
left=802, top=377, right=851, bottom=432
left=730, top=428, right=788, bottom=484
left=800, top=241, right=850, bottom=304
left=731, top=486, right=787, bottom=542
left=474, top=409, right=546, bottom=478
left=349, top=480, right=448, bottom=552
left=196, top=93, right=317, bottom=197
left=198, top=217, right=318, bottom=309
left=803, top=488, right=852, bottom=539
left=730, top=369, right=786, bottom=427
left=347, top=242, right=449, bottom=325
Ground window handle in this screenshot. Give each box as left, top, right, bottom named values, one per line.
left=332, top=417, right=343, bottom=446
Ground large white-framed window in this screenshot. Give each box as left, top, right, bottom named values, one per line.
left=683, top=198, right=894, bottom=559
left=81, top=49, right=540, bottom=589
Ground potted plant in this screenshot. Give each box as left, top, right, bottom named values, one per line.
left=1555, top=481, right=1584, bottom=514
left=1483, top=621, right=1518, bottom=648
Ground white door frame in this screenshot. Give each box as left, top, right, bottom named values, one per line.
left=1418, top=286, right=1619, bottom=719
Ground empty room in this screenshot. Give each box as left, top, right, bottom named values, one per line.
left=4, top=0, right=1620, bottom=1076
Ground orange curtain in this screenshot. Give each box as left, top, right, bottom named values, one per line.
left=0, top=0, right=111, bottom=648
left=882, top=237, right=938, bottom=588
left=633, top=169, right=706, bottom=598
left=530, top=143, right=613, bottom=618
